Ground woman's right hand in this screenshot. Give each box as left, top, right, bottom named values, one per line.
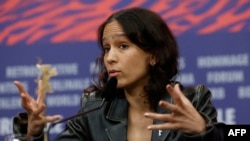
left=13, top=80, right=61, bottom=136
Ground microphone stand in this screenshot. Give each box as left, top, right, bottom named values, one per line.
left=45, top=98, right=106, bottom=141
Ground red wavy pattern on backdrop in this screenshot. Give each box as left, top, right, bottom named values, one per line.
left=0, top=0, right=249, bottom=46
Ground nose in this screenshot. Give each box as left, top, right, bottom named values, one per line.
left=105, top=47, right=117, bottom=65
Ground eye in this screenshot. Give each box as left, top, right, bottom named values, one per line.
left=119, top=43, right=129, bottom=50
left=103, top=45, right=110, bottom=53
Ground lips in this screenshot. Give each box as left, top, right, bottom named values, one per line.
left=109, top=70, right=119, bottom=77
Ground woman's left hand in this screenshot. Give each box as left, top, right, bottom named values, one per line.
left=144, top=83, right=206, bottom=134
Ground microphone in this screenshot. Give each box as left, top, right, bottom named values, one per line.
left=46, top=77, right=117, bottom=141
left=101, top=77, right=118, bottom=100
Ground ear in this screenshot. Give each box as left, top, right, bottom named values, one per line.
left=149, top=55, right=156, bottom=66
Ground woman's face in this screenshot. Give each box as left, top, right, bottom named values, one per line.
left=102, top=20, right=153, bottom=89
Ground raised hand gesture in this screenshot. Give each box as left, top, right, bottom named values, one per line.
left=14, top=80, right=61, bottom=136
left=145, top=83, right=206, bottom=134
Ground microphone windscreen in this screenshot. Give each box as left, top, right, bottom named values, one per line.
left=101, top=77, right=117, bottom=100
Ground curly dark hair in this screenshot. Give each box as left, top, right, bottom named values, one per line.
left=85, top=7, right=179, bottom=110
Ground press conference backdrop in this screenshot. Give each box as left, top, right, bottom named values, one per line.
left=0, top=0, right=249, bottom=140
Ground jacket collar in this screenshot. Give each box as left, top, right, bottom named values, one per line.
left=105, top=97, right=128, bottom=141
left=105, top=92, right=173, bottom=141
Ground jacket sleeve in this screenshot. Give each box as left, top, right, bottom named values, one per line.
left=12, top=112, right=44, bottom=141
left=13, top=112, right=28, bottom=135
left=183, top=84, right=225, bottom=141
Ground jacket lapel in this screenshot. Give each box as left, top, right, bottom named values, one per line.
left=105, top=97, right=128, bottom=141
left=105, top=122, right=127, bottom=141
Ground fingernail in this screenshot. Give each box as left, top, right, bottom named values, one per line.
left=159, top=101, right=164, bottom=106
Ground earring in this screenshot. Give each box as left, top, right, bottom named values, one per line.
left=150, top=61, right=155, bottom=66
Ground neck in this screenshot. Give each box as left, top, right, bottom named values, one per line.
left=124, top=88, right=151, bottom=112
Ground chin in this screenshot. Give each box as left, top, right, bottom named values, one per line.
left=116, top=81, right=126, bottom=89
left=116, top=83, right=123, bottom=88
left=115, top=78, right=128, bottom=89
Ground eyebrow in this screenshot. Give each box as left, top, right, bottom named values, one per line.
left=102, top=33, right=126, bottom=42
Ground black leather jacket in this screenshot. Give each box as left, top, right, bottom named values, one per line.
left=13, top=84, right=224, bottom=141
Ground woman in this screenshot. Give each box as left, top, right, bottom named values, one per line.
left=14, top=7, right=224, bottom=141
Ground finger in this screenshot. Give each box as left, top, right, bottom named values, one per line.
left=14, top=81, right=32, bottom=103
left=144, top=112, right=174, bottom=122
left=14, top=81, right=35, bottom=109
left=158, top=100, right=179, bottom=113
left=14, top=81, right=27, bottom=93
left=33, top=103, right=46, bottom=116
left=32, top=115, right=62, bottom=126
left=171, top=84, right=193, bottom=107
left=172, top=83, right=185, bottom=98
left=147, top=122, right=179, bottom=130
left=19, top=93, right=34, bottom=111
left=19, top=92, right=30, bottom=102
left=45, top=115, right=62, bottom=122
left=166, top=84, right=183, bottom=105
